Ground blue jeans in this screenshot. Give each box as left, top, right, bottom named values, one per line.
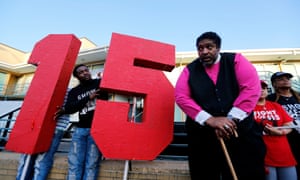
left=16, top=129, right=64, bottom=180
left=67, top=127, right=102, bottom=180
left=266, top=166, right=297, bottom=180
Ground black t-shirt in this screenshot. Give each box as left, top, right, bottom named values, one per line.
left=267, top=93, right=300, bottom=120
left=65, top=79, right=108, bottom=128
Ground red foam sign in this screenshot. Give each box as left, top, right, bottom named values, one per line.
left=91, top=33, right=175, bottom=160
left=5, top=34, right=81, bottom=154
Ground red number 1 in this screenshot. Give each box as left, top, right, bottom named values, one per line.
left=5, top=34, right=81, bottom=154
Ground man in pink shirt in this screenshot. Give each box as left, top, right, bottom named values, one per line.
left=175, top=31, right=266, bottom=180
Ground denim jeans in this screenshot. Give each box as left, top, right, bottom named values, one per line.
left=16, top=154, right=36, bottom=180
left=67, top=127, right=102, bottom=180
left=16, top=129, right=64, bottom=180
left=266, top=166, right=297, bottom=180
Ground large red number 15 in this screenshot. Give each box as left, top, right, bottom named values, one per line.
left=91, top=33, right=175, bottom=160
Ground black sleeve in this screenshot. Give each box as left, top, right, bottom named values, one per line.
left=97, top=78, right=109, bottom=100
left=97, top=90, right=109, bottom=100
left=64, top=88, right=90, bottom=114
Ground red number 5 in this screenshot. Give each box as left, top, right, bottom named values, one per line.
left=92, top=33, right=175, bottom=160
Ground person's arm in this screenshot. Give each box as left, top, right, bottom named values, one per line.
left=265, top=121, right=293, bottom=135
left=175, top=67, right=212, bottom=125
left=228, top=53, right=261, bottom=121
left=276, top=102, right=293, bottom=134
left=97, top=79, right=110, bottom=100
left=54, top=89, right=71, bottom=119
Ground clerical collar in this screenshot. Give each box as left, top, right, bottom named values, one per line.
left=214, top=53, right=221, bottom=64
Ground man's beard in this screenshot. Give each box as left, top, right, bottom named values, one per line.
left=80, top=78, right=92, bottom=85
left=200, top=58, right=217, bottom=67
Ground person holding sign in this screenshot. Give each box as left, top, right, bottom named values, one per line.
left=64, top=64, right=108, bottom=180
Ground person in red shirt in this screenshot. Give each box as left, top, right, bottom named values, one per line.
left=267, top=71, right=300, bottom=180
left=254, top=80, right=297, bottom=180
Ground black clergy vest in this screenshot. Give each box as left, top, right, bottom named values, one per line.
left=187, top=53, right=239, bottom=117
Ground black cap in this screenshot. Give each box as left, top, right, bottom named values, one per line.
left=271, top=72, right=293, bottom=83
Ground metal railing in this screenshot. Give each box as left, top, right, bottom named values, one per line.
left=0, top=106, right=74, bottom=152
left=0, top=107, right=20, bottom=150
left=0, top=107, right=188, bottom=160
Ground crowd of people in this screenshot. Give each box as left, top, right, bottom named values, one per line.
left=14, top=31, right=300, bottom=180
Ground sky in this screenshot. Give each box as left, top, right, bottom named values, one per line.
left=1, top=0, right=300, bottom=52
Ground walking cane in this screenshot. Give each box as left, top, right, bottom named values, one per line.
left=219, top=130, right=238, bottom=180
